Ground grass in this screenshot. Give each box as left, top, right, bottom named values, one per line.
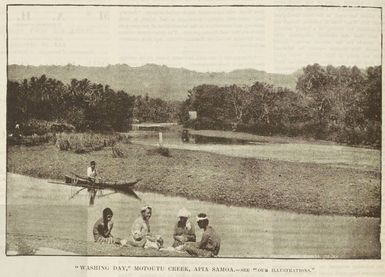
left=7, top=142, right=380, bottom=217
left=7, top=234, right=187, bottom=256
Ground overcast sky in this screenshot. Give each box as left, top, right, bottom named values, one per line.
left=7, top=6, right=381, bottom=74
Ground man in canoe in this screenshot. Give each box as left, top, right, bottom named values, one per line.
left=87, top=161, right=98, bottom=205
left=183, top=213, right=221, bottom=257
left=130, top=205, right=163, bottom=249
left=93, top=207, right=127, bottom=245
left=87, top=161, right=98, bottom=181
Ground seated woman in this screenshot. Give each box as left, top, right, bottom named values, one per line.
left=172, top=208, right=196, bottom=249
left=130, top=205, right=163, bottom=249
left=93, top=208, right=126, bottom=245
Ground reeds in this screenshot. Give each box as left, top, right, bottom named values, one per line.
left=55, top=133, right=123, bottom=153
left=8, top=133, right=56, bottom=146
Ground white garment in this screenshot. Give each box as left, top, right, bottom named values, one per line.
left=130, top=217, right=162, bottom=249
left=87, top=167, right=97, bottom=178
left=144, top=240, right=160, bottom=250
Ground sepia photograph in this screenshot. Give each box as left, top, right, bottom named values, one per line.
left=4, top=2, right=382, bottom=262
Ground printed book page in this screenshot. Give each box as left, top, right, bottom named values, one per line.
left=0, top=0, right=384, bottom=276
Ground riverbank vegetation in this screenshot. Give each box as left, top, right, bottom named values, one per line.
left=7, top=76, right=179, bottom=133
left=180, top=65, right=381, bottom=148
left=7, top=64, right=381, bottom=149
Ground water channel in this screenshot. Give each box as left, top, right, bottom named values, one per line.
left=7, top=174, right=380, bottom=258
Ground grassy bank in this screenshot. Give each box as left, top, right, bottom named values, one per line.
left=7, top=234, right=187, bottom=256
left=7, top=143, right=380, bottom=217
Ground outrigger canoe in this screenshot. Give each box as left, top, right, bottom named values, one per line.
left=60, top=173, right=142, bottom=202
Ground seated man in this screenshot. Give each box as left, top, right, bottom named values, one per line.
left=183, top=213, right=221, bottom=257
left=172, top=208, right=196, bottom=249
left=93, top=207, right=126, bottom=245
left=87, top=161, right=98, bottom=205
left=87, top=161, right=98, bottom=181
left=130, top=206, right=163, bottom=249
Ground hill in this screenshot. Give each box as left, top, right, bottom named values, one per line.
left=8, top=64, right=300, bottom=100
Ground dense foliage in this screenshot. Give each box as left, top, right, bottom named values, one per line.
left=8, top=64, right=381, bottom=148
left=7, top=75, right=177, bottom=133
left=180, top=64, right=381, bottom=148
left=133, top=94, right=180, bottom=123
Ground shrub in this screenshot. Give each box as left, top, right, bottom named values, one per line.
left=56, top=138, right=70, bottom=151
left=12, top=133, right=56, bottom=146
left=53, top=132, right=128, bottom=153
left=117, top=133, right=132, bottom=144
left=55, top=132, right=116, bottom=153
left=7, top=135, right=21, bottom=146
left=21, top=119, right=75, bottom=136
left=147, top=146, right=171, bottom=157
left=158, top=147, right=170, bottom=157
left=112, top=143, right=126, bottom=158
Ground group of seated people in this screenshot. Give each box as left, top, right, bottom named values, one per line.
left=93, top=206, right=221, bottom=257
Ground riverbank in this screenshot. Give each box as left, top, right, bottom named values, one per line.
left=7, top=143, right=380, bottom=217
left=6, top=234, right=187, bottom=256
left=7, top=174, right=380, bottom=258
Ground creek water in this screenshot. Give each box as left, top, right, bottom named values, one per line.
left=129, top=132, right=380, bottom=171
left=7, top=174, right=380, bottom=258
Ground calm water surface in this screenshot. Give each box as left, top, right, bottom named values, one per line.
left=7, top=174, right=380, bottom=258
left=131, top=135, right=380, bottom=171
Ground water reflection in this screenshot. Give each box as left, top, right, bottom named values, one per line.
left=7, top=174, right=380, bottom=258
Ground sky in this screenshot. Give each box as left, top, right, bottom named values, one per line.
left=7, top=5, right=382, bottom=74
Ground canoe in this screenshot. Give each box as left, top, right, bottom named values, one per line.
left=64, top=173, right=141, bottom=200
left=65, top=173, right=141, bottom=189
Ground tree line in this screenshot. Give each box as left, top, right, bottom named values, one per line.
left=179, top=64, right=381, bottom=148
left=7, top=64, right=381, bottom=148
left=7, top=75, right=177, bottom=132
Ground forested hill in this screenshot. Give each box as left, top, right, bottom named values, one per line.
left=8, top=64, right=299, bottom=101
